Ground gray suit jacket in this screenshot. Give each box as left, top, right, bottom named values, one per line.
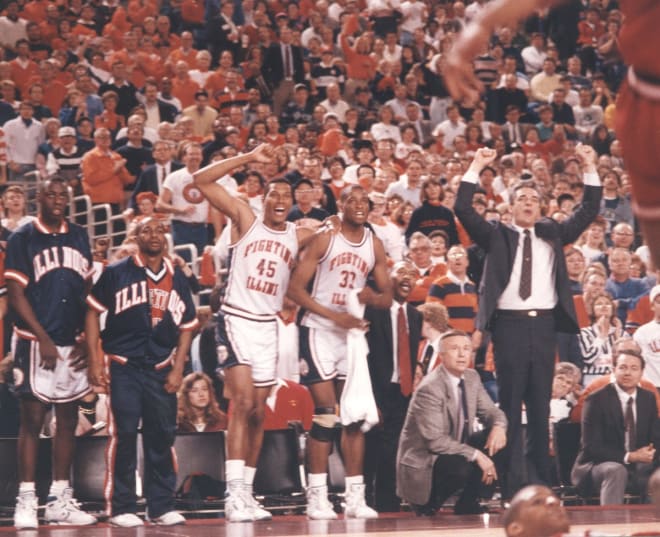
left=396, top=365, right=507, bottom=506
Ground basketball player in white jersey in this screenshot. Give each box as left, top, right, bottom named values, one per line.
left=194, top=144, right=311, bottom=522
left=287, top=184, right=393, bottom=519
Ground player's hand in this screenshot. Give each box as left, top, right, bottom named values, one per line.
left=472, top=147, right=498, bottom=168
left=475, top=451, right=498, bottom=485
left=250, top=143, right=276, bottom=164
left=39, top=337, right=60, bottom=370
left=319, top=215, right=341, bottom=235
left=164, top=368, right=183, bottom=394
left=575, top=143, right=597, bottom=166
left=332, top=311, right=369, bottom=331
left=444, top=26, right=488, bottom=105
left=69, top=342, right=88, bottom=372
left=88, top=362, right=109, bottom=393
left=485, top=425, right=506, bottom=457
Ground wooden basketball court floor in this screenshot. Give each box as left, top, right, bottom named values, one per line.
left=1, top=507, right=659, bottom=537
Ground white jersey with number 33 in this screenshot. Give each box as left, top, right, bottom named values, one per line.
left=301, top=229, right=375, bottom=330
left=222, top=219, right=298, bottom=320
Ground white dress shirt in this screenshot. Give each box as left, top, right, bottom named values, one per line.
left=497, top=225, right=557, bottom=310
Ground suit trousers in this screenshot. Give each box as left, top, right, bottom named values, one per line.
left=416, top=430, right=497, bottom=514
left=491, top=314, right=556, bottom=496
left=590, top=461, right=655, bottom=505
left=364, top=383, right=409, bottom=512
left=272, top=80, right=295, bottom=117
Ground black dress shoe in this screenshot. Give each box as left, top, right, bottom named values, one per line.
left=412, top=504, right=438, bottom=516
left=453, top=502, right=488, bottom=515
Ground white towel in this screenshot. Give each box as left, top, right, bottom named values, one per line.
left=276, top=316, right=300, bottom=382
left=339, top=289, right=379, bottom=432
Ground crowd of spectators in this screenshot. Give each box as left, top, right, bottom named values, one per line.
left=0, top=0, right=658, bottom=511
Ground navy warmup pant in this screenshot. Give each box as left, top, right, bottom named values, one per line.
left=106, top=360, right=177, bottom=518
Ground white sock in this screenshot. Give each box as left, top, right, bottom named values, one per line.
left=308, top=473, right=327, bottom=488
left=243, top=466, right=257, bottom=490
left=345, top=475, right=363, bottom=488
left=19, top=482, right=36, bottom=495
left=49, top=480, right=69, bottom=498
left=225, top=459, right=245, bottom=485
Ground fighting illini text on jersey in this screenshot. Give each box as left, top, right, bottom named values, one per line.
left=300, top=228, right=375, bottom=330
left=221, top=219, right=298, bottom=320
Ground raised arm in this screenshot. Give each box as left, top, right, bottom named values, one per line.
left=453, top=148, right=499, bottom=249
left=193, top=144, right=275, bottom=235
left=444, top=0, right=562, bottom=103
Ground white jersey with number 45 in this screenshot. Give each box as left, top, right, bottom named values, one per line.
left=301, top=229, right=375, bottom=330
left=222, top=219, right=299, bottom=320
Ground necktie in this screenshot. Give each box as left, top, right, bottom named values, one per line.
left=160, top=166, right=167, bottom=188
left=519, top=229, right=532, bottom=300
left=397, top=306, right=412, bottom=397
left=421, top=343, right=434, bottom=375
left=285, top=45, right=292, bottom=79
left=457, top=378, right=469, bottom=443
left=625, top=396, right=636, bottom=452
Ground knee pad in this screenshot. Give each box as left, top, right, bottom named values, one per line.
left=310, top=406, right=337, bottom=442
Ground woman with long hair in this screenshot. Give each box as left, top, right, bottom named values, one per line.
left=177, top=372, right=227, bottom=433
left=405, top=177, right=458, bottom=245
left=578, top=292, right=625, bottom=385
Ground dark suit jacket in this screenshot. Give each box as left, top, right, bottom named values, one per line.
left=262, top=43, right=305, bottom=87
left=157, top=99, right=179, bottom=123
left=396, top=365, right=507, bottom=505
left=501, top=120, right=533, bottom=148
left=128, top=161, right=184, bottom=210
left=454, top=180, right=602, bottom=333
left=571, top=384, right=660, bottom=488
left=365, top=303, right=422, bottom=408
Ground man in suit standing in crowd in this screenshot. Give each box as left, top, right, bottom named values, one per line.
left=364, top=261, right=422, bottom=512
left=571, top=348, right=660, bottom=504
left=126, top=140, right=183, bottom=218
left=396, top=330, right=507, bottom=515
left=454, top=146, right=602, bottom=496
left=263, top=25, right=305, bottom=116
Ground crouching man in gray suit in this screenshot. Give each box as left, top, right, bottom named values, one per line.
left=396, top=330, right=507, bottom=514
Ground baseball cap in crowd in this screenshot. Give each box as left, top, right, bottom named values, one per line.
left=58, top=126, right=76, bottom=137
left=650, top=285, right=660, bottom=304
left=294, top=83, right=308, bottom=92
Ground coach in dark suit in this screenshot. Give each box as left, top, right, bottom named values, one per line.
left=364, top=262, right=422, bottom=512
left=454, top=146, right=602, bottom=497
left=572, top=348, right=660, bottom=504
left=396, top=330, right=507, bottom=514
left=127, top=140, right=183, bottom=213
left=262, top=25, right=305, bottom=115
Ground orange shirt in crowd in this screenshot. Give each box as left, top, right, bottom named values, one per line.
left=81, top=147, right=134, bottom=204
left=168, top=48, right=199, bottom=70
left=172, top=76, right=200, bottom=109
left=127, top=0, right=158, bottom=26
left=340, top=27, right=377, bottom=81
left=181, top=0, right=205, bottom=25
left=9, top=59, right=39, bottom=96
left=26, top=76, right=68, bottom=115
left=20, top=0, right=48, bottom=22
